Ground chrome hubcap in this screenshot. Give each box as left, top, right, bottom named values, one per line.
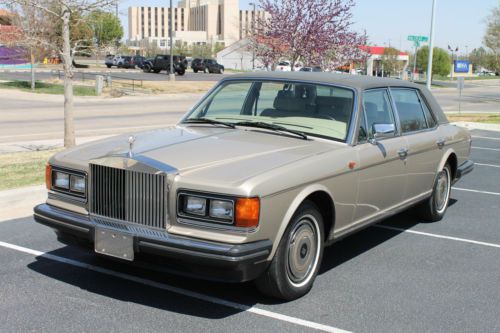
left=435, top=168, right=450, bottom=213
left=286, top=217, right=319, bottom=286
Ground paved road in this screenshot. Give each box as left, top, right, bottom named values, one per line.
left=0, top=129, right=499, bottom=332
left=0, top=89, right=204, bottom=144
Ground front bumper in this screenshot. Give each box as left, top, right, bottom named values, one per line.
left=453, top=159, right=474, bottom=184
left=34, top=204, right=272, bottom=283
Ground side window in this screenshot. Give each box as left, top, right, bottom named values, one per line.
left=363, top=89, right=396, bottom=137
left=391, top=89, right=429, bottom=133
left=255, top=82, right=284, bottom=115
left=419, top=94, right=437, bottom=128
left=358, top=108, right=368, bottom=143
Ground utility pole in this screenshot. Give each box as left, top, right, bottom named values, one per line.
left=250, top=2, right=256, bottom=70
left=169, top=0, right=175, bottom=81
left=426, top=0, right=436, bottom=90
left=448, top=45, right=458, bottom=79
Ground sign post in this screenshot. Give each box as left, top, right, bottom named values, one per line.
left=408, top=35, right=428, bottom=80
left=457, top=77, right=464, bottom=114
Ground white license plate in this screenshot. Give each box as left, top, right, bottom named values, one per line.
left=95, top=227, right=134, bottom=261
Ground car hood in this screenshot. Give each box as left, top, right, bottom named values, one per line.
left=52, top=125, right=343, bottom=185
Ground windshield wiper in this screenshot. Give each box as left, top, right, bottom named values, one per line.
left=234, top=121, right=308, bottom=140
left=183, top=118, right=235, bottom=128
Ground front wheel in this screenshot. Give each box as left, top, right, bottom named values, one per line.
left=416, top=163, right=452, bottom=221
left=219, top=68, right=224, bottom=74
left=143, top=65, right=151, bottom=73
left=256, top=201, right=324, bottom=300
left=203, top=67, right=208, bottom=73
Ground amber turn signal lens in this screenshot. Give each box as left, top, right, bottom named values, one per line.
left=45, top=165, right=52, bottom=190
left=235, top=197, right=260, bottom=228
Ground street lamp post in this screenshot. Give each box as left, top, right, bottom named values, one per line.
left=169, top=0, right=175, bottom=81
left=448, top=45, right=458, bottom=79
left=426, top=0, right=437, bottom=90
left=249, top=2, right=256, bottom=70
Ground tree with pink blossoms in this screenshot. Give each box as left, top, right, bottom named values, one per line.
left=254, top=0, right=368, bottom=71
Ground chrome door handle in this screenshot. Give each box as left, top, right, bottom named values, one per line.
left=436, top=138, right=446, bottom=148
left=397, top=147, right=409, bottom=158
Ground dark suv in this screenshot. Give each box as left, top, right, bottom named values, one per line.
left=143, top=55, right=187, bottom=75
left=191, top=58, right=224, bottom=74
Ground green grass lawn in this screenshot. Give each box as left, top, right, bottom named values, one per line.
left=0, top=81, right=96, bottom=96
left=448, top=114, right=500, bottom=124
left=0, top=149, right=62, bottom=191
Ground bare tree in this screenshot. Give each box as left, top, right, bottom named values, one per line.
left=7, top=0, right=117, bottom=147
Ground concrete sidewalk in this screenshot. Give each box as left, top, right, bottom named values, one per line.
left=0, top=135, right=111, bottom=154
left=0, top=185, right=45, bottom=222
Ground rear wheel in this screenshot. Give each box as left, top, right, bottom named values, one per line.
left=204, top=67, right=208, bottom=73
left=256, top=201, right=324, bottom=300
left=416, top=163, right=452, bottom=221
left=153, top=69, right=161, bottom=73
left=193, top=69, right=198, bottom=73
left=219, top=68, right=224, bottom=74
left=106, top=64, right=112, bottom=68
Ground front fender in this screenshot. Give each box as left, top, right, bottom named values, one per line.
left=269, top=184, right=335, bottom=258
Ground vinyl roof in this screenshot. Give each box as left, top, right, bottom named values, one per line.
left=226, top=72, right=421, bottom=90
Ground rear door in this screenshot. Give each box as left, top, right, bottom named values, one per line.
left=353, top=88, right=409, bottom=222
left=390, top=88, right=442, bottom=200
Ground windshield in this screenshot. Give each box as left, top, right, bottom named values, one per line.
left=184, top=80, right=355, bottom=142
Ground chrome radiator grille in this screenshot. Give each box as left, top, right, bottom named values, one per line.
left=89, top=164, right=167, bottom=229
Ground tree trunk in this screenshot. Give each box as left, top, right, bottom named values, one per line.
left=62, top=9, right=75, bottom=148
left=30, top=47, right=35, bottom=91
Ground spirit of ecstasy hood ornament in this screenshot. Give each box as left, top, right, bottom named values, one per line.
left=128, top=135, right=136, bottom=158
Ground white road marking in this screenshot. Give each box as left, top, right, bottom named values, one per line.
left=453, top=187, right=500, bottom=196
left=476, top=163, right=500, bottom=168
left=472, top=146, right=500, bottom=151
left=375, top=225, right=500, bottom=249
left=0, top=241, right=350, bottom=333
left=472, top=136, right=500, bottom=141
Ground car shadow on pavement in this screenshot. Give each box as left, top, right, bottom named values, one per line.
left=25, top=199, right=459, bottom=313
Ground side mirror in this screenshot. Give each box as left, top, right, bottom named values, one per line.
left=369, top=123, right=395, bottom=144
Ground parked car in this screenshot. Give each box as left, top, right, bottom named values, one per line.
left=191, top=58, right=225, bottom=74
left=34, top=72, right=473, bottom=301
left=300, top=66, right=322, bottom=72
left=104, top=54, right=115, bottom=68
left=142, top=55, right=187, bottom=75
left=116, top=56, right=134, bottom=68
left=275, top=61, right=303, bottom=72
left=132, top=56, right=146, bottom=69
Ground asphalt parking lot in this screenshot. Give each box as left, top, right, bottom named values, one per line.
left=0, top=128, right=499, bottom=333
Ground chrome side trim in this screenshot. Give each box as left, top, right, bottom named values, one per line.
left=333, top=190, right=432, bottom=241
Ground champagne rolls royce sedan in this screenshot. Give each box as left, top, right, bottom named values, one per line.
left=34, top=72, right=474, bottom=300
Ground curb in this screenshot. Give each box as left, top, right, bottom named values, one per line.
left=452, top=121, right=500, bottom=132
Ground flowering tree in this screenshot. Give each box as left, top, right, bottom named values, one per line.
left=255, top=0, right=367, bottom=71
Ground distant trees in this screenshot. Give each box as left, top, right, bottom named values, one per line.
left=417, top=46, right=450, bottom=76
left=254, top=0, right=367, bottom=71
left=483, top=3, right=500, bottom=71
left=87, top=10, right=123, bottom=52
left=381, top=47, right=403, bottom=76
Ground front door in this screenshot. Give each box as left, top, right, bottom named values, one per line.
left=353, top=88, right=408, bottom=222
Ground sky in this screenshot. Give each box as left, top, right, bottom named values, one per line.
left=117, top=0, right=498, bottom=54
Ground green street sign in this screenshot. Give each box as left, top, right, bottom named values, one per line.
left=408, top=35, right=429, bottom=42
